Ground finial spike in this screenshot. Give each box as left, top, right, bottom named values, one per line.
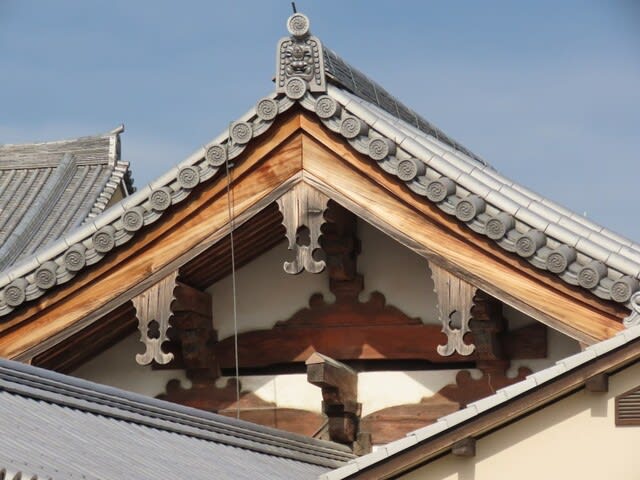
left=291, top=2, right=297, bottom=13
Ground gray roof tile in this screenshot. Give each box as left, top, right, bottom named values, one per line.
left=0, top=129, right=131, bottom=272
left=0, top=358, right=352, bottom=480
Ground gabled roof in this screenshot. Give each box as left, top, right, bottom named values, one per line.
left=320, top=323, right=640, bottom=479
left=0, top=357, right=353, bottom=480
left=0, top=126, right=133, bottom=271
left=0, top=13, right=638, bottom=347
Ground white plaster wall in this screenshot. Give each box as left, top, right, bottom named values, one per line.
left=504, top=304, right=581, bottom=375
left=208, top=220, right=438, bottom=341
left=72, top=333, right=190, bottom=397
left=71, top=219, right=578, bottom=421
left=208, top=241, right=331, bottom=341
left=357, top=219, right=438, bottom=322
left=359, top=370, right=462, bottom=416
left=402, top=361, right=640, bottom=480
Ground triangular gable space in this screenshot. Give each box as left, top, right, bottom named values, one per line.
left=1, top=11, right=638, bottom=454
left=0, top=109, right=603, bottom=446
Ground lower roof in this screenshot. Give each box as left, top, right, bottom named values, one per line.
left=322, top=323, right=640, bottom=479
left=0, top=358, right=353, bottom=480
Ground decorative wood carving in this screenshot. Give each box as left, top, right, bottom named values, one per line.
left=430, top=263, right=477, bottom=357
left=212, top=201, right=466, bottom=368
left=132, top=270, right=178, bottom=365
left=361, top=365, right=532, bottom=444
left=158, top=376, right=324, bottom=436
left=306, top=352, right=366, bottom=448
left=276, top=183, right=329, bottom=274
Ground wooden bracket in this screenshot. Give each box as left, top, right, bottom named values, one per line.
left=171, top=282, right=219, bottom=378
left=452, top=437, right=476, bottom=457
left=276, top=183, right=329, bottom=274
left=307, top=352, right=364, bottom=447
left=132, top=270, right=178, bottom=365
left=469, top=290, right=505, bottom=363
left=430, top=263, right=477, bottom=356
left=585, top=373, right=609, bottom=393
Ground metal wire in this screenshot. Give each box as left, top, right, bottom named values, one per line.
left=224, top=134, right=241, bottom=420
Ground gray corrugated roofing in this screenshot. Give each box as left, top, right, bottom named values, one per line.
left=320, top=323, right=640, bottom=479
left=1, top=12, right=639, bottom=326
left=0, top=357, right=352, bottom=480
left=0, top=126, right=132, bottom=271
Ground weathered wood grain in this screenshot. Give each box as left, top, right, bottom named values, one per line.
left=298, top=128, right=623, bottom=343
left=2, top=119, right=305, bottom=360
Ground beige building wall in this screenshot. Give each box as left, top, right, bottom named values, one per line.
left=73, top=220, right=579, bottom=418
left=402, top=361, right=640, bottom=480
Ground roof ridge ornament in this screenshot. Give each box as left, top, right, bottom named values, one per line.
left=276, top=13, right=326, bottom=98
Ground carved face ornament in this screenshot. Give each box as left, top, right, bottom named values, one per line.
left=285, top=42, right=313, bottom=79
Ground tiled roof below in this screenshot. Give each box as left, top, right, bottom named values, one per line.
left=0, top=358, right=353, bottom=480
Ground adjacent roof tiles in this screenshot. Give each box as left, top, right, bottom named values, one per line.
left=0, top=358, right=353, bottom=480
left=0, top=126, right=132, bottom=271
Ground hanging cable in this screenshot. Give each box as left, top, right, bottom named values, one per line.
left=224, top=131, right=241, bottom=420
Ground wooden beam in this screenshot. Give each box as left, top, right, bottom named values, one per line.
left=306, top=352, right=361, bottom=445
left=452, top=437, right=476, bottom=457
left=214, top=324, right=461, bottom=369
left=31, top=301, right=137, bottom=373
left=347, top=336, right=640, bottom=479
left=297, top=125, right=623, bottom=343
left=1, top=120, right=304, bottom=361
left=585, top=373, right=609, bottom=393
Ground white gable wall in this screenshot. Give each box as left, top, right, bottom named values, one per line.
left=73, top=220, right=579, bottom=421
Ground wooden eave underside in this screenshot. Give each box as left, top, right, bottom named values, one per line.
left=0, top=110, right=625, bottom=362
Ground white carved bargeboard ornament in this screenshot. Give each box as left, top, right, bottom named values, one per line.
left=430, top=263, right=477, bottom=356
left=133, top=270, right=178, bottom=365
left=276, top=183, right=329, bottom=274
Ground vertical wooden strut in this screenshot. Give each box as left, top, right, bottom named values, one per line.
left=133, top=270, right=178, bottom=365
left=276, top=183, right=329, bottom=274
left=306, top=352, right=370, bottom=452
left=430, top=263, right=477, bottom=356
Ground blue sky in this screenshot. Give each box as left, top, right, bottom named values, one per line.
left=1, top=1, right=639, bottom=238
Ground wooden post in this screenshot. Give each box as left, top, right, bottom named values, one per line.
left=306, top=352, right=367, bottom=449
left=585, top=373, right=609, bottom=393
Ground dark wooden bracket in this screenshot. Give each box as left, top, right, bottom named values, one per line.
left=307, top=352, right=371, bottom=453
left=171, top=281, right=219, bottom=379
left=452, top=437, right=476, bottom=457
left=585, top=373, right=609, bottom=392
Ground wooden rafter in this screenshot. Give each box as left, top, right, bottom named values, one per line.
left=1, top=110, right=625, bottom=363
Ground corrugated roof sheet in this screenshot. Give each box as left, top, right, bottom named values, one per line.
left=0, top=358, right=353, bottom=480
